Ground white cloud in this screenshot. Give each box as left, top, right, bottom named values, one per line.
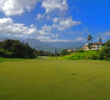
left=0, top=18, right=59, bottom=41
left=0, top=18, right=37, bottom=36
left=36, top=35, right=59, bottom=42
left=41, top=0, right=68, bottom=13
left=42, top=24, right=52, bottom=32
left=53, top=17, right=81, bottom=31
left=36, top=14, right=45, bottom=20
left=0, top=0, right=40, bottom=16
left=38, top=24, right=52, bottom=35
left=0, top=0, right=68, bottom=16
left=36, top=36, right=51, bottom=41
left=45, top=39, right=73, bottom=42
left=38, top=24, right=58, bottom=38
left=53, top=17, right=60, bottom=23
left=36, top=0, right=68, bottom=20
left=41, top=37, right=85, bottom=42
left=36, top=13, right=53, bottom=21
left=70, top=28, right=88, bottom=34
left=101, top=31, right=110, bottom=36
left=0, top=17, right=82, bottom=42
left=75, top=37, right=85, bottom=41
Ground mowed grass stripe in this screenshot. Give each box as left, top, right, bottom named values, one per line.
left=0, top=60, right=110, bottom=100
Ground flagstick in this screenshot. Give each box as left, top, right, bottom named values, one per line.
left=55, top=49, right=59, bottom=74
left=56, top=53, right=59, bottom=74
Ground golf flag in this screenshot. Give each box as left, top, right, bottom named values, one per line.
left=54, top=49, right=57, bottom=54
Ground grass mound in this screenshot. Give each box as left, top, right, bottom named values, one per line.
left=64, top=50, right=100, bottom=60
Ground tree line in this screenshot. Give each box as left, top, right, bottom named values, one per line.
left=0, top=39, right=56, bottom=58
left=0, top=39, right=37, bottom=58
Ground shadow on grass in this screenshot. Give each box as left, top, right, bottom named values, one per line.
left=56, top=73, right=78, bottom=76
left=72, top=74, right=78, bottom=75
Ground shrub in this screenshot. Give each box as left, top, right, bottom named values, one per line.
left=78, top=49, right=84, bottom=53
left=64, top=50, right=100, bottom=60
left=0, top=49, right=13, bottom=58
left=99, top=46, right=110, bottom=60
left=0, top=39, right=37, bottom=58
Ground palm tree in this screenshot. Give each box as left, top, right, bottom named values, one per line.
left=86, top=34, right=93, bottom=50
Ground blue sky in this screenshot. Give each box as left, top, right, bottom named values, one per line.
left=0, top=0, right=110, bottom=42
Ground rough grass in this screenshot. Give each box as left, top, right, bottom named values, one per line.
left=64, top=50, right=100, bottom=60
left=0, top=59, right=110, bottom=100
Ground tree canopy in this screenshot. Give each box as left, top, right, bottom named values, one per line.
left=0, top=39, right=37, bottom=58
left=86, top=34, right=93, bottom=50
left=105, top=39, right=110, bottom=47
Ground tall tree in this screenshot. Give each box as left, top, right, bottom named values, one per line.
left=105, top=39, right=110, bottom=47
left=86, top=34, right=93, bottom=50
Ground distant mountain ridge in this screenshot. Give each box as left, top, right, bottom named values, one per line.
left=46, top=42, right=85, bottom=48
left=23, top=38, right=55, bottom=53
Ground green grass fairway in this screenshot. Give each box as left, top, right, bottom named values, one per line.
left=0, top=59, right=110, bottom=100
left=0, top=57, right=26, bottom=62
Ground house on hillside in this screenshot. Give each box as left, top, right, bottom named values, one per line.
left=83, top=42, right=104, bottom=50
left=83, top=37, right=104, bottom=50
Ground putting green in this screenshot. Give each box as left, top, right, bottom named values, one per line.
left=0, top=59, right=110, bottom=100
